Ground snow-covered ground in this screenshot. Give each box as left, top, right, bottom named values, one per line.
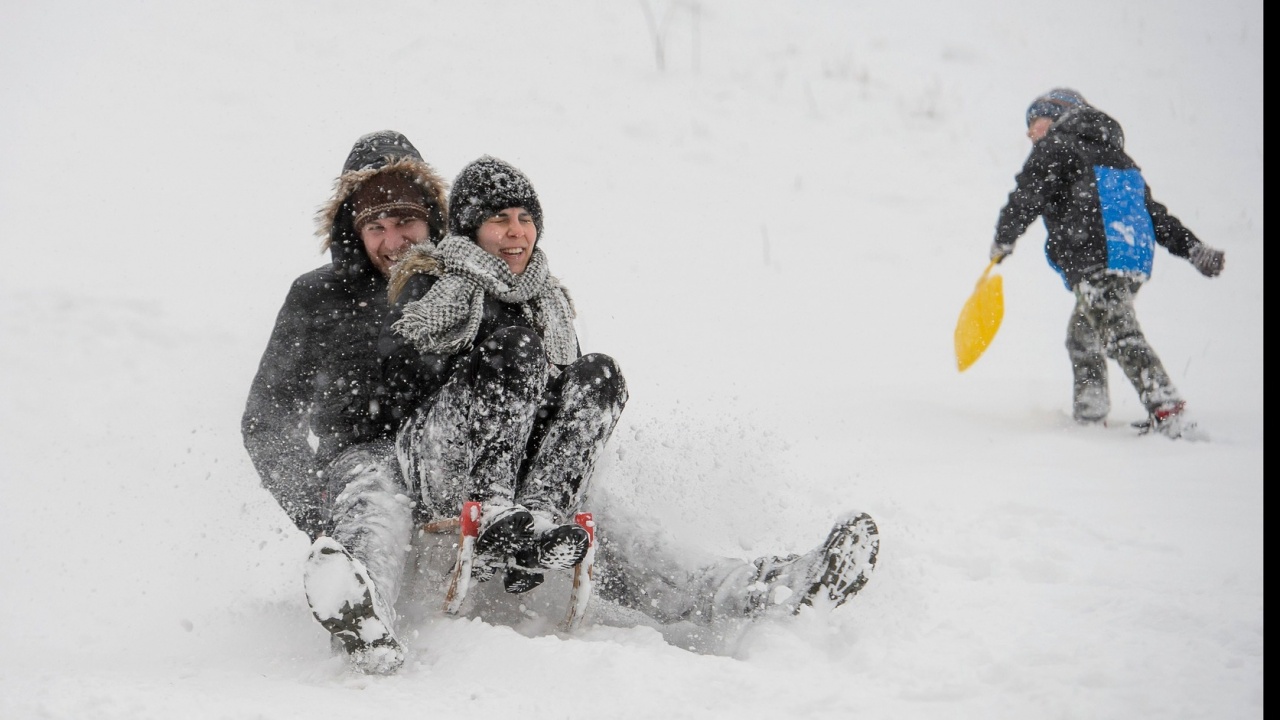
left=0, top=1, right=1262, bottom=718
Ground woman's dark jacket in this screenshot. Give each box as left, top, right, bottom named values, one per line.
left=377, top=270, right=553, bottom=426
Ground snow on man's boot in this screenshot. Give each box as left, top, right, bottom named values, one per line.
left=470, top=504, right=535, bottom=583
left=715, top=511, right=880, bottom=619
left=303, top=537, right=406, bottom=675
left=795, top=511, right=880, bottom=611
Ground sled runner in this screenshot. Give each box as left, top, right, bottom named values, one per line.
left=424, top=501, right=598, bottom=631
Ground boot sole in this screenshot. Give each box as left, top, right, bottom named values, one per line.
left=304, top=538, right=405, bottom=674
left=799, top=511, right=880, bottom=612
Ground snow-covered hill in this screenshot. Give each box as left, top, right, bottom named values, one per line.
left=0, top=1, right=1262, bottom=718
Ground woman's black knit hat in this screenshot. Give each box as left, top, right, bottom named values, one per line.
left=448, top=156, right=543, bottom=240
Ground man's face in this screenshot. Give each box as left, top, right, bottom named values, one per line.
left=476, top=207, right=538, bottom=275
left=359, top=214, right=429, bottom=277
left=1027, top=117, right=1053, bottom=143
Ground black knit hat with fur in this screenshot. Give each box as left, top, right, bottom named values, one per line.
left=448, top=156, right=544, bottom=240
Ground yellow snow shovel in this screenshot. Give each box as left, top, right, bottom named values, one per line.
left=955, top=260, right=1004, bottom=372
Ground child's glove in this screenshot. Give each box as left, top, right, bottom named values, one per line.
left=1189, top=244, right=1225, bottom=277
left=989, top=242, right=1013, bottom=264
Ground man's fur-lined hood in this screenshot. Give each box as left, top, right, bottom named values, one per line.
left=315, top=131, right=449, bottom=281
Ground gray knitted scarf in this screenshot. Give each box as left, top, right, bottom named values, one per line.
left=391, top=236, right=578, bottom=365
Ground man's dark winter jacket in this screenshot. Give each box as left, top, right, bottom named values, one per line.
left=994, top=106, right=1204, bottom=289
left=241, top=132, right=448, bottom=538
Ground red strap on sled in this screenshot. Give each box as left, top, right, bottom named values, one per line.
left=574, top=512, right=595, bottom=544
left=460, top=501, right=482, bottom=539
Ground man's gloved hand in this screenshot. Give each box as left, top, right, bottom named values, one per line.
left=989, top=242, right=1013, bottom=264
left=1189, top=244, right=1225, bottom=277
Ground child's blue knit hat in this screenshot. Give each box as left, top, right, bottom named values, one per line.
left=1026, top=88, right=1088, bottom=127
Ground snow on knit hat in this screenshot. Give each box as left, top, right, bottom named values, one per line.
left=318, top=131, right=449, bottom=249
left=1025, top=88, right=1089, bottom=127
left=350, top=170, right=433, bottom=230
left=448, top=156, right=544, bottom=240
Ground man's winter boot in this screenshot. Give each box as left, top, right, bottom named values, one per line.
left=303, top=537, right=406, bottom=675
left=471, top=504, right=535, bottom=582
left=796, top=511, right=880, bottom=611
left=730, top=511, right=880, bottom=618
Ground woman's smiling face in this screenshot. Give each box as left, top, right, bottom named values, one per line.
left=476, top=207, right=538, bottom=274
